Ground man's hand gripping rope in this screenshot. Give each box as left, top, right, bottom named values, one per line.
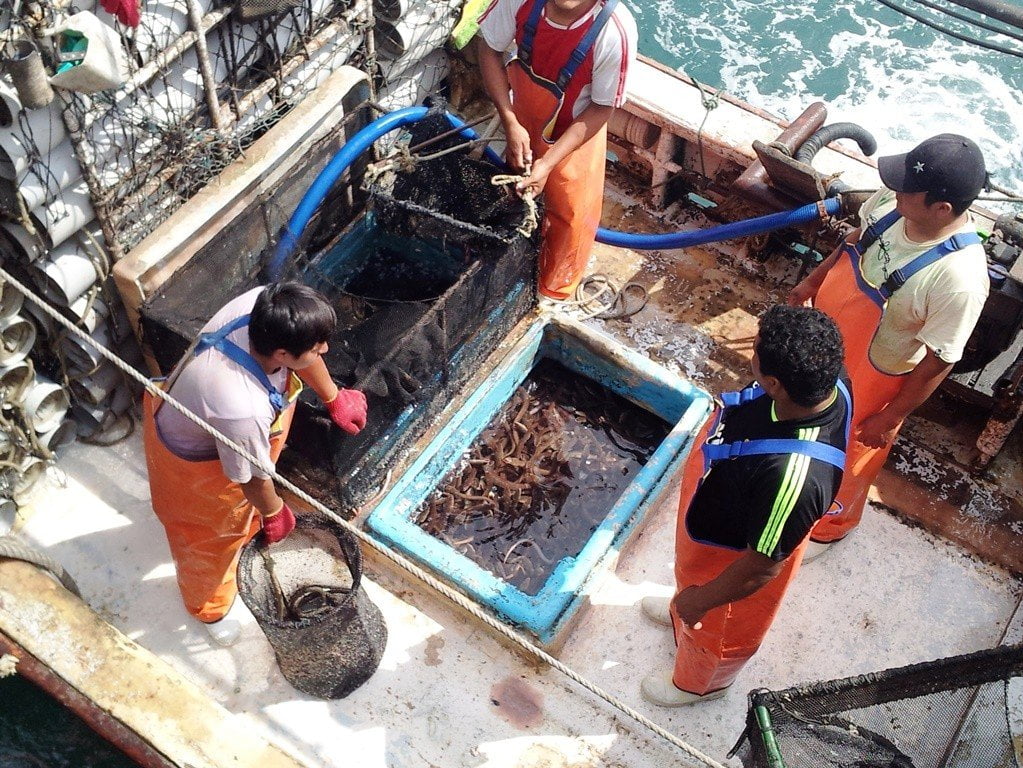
left=491, top=162, right=540, bottom=238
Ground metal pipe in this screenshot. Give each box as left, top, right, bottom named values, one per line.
left=184, top=0, right=226, bottom=132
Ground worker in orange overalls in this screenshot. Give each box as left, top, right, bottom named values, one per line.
left=142, top=283, right=367, bottom=646
left=642, top=306, right=850, bottom=706
left=788, top=134, right=989, bottom=556
left=476, top=0, right=637, bottom=300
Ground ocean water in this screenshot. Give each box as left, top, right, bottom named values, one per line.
left=632, top=0, right=1023, bottom=196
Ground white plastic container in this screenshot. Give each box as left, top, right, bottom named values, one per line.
left=0, top=314, right=36, bottom=366
left=20, top=373, right=71, bottom=433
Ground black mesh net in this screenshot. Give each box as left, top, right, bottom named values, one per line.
left=237, top=515, right=386, bottom=699
left=140, top=115, right=538, bottom=512
left=731, top=644, right=1023, bottom=768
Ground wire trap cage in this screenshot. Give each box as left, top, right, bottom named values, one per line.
left=140, top=109, right=539, bottom=512
left=731, top=643, right=1023, bottom=768
left=237, top=515, right=386, bottom=699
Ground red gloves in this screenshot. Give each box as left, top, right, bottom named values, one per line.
left=326, top=389, right=368, bottom=434
left=262, top=502, right=296, bottom=544
left=100, top=0, right=141, bottom=27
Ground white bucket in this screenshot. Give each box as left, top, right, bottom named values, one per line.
left=13, top=455, right=46, bottom=500
left=20, top=374, right=71, bottom=433
left=0, top=497, right=16, bottom=535
left=0, top=97, right=67, bottom=180
left=15, top=139, right=85, bottom=211
left=0, top=277, right=24, bottom=319
left=0, top=359, right=32, bottom=402
left=0, top=315, right=36, bottom=366
left=33, top=242, right=99, bottom=308
left=70, top=360, right=121, bottom=404
left=28, top=180, right=95, bottom=250
left=0, top=221, right=46, bottom=262
left=60, top=321, right=111, bottom=372
left=39, top=418, right=77, bottom=453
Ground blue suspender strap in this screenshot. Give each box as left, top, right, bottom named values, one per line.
left=836, top=379, right=852, bottom=444
left=556, top=0, right=619, bottom=92
left=719, top=383, right=765, bottom=408
left=701, top=438, right=846, bottom=471
left=194, top=314, right=287, bottom=411
left=518, top=0, right=546, bottom=67
left=879, top=231, right=982, bottom=298
left=856, top=209, right=901, bottom=255
left=702, top=381, right=852, bottom=472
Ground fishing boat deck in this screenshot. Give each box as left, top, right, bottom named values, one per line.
left=4, top=175, right=1023, bottom=767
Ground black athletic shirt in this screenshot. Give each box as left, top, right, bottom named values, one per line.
left=685, top=377, right=851, bottom=561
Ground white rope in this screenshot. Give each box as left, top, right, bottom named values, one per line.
left=0, top=266, right=727, bottom=768
left=490, top=165, right=540, bottom=238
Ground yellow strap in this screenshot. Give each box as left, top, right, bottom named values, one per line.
left=451, top=0, right=493, bottom=50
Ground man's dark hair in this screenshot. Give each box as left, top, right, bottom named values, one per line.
left=756, top=305, right=844, bottom=407
left=924, top=191, right=974, bottom=217
left=249, top=282, right=336, bottom=357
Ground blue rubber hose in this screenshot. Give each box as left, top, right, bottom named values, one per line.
left=270, top=106, right=504, bottom=279
left=596, top=197, right=842, bottom=249
left=271, top=107, right=841, bottom=279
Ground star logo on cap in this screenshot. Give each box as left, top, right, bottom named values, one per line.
left=913, top=162, right=925, bottom=173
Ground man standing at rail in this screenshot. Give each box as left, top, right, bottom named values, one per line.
left=788, top=134, right=989, bottom=556
left=142, top=283, right=368, bottom=646
left=642, top=306, right=850, bottom=706
left=475, top=0, right=637, bottom=301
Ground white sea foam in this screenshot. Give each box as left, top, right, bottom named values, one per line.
left=642, top=0, right=1023, bottom=198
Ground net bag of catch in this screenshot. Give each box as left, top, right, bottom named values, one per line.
left=238, top=516, right=387, bottom=699
left=730, top=643, right=1023, bottom=768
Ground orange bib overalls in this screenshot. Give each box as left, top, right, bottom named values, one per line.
left=507, top=0, right=616, bottom=299
left=810, top=210, right=980, bottom=542
left=142, top=314, right=302, bottom=622
left=672, top=382, right=850, bottom=694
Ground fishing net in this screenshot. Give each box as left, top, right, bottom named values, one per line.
left=237, top=515, right=386, bottom=699
left=731, top=643, right=1023, bottom=768
left=140, top=114, right=539, bottom=512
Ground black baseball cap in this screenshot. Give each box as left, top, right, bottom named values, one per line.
left=878, top=134, right=987, bottom=202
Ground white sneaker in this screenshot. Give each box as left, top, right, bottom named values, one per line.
left=802, top=539, right=832, bottom=563
left=641, top=595, right=673, bottom=627
left=201, top=599, right=252, bottom=647
left=641, top=672, right=729, bottom=707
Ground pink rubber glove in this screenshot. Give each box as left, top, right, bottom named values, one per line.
left=326, top=389, right=368, bottom=434
left=262, top=502, right=296, bottom=544
left=100, top=0, right=141, bottom=27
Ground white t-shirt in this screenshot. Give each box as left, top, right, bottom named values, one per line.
left=155, top=287, right=288, bottom=484
left=478, top=0, right=637, bottom=116
left=857, top=189, right=989, bottom=375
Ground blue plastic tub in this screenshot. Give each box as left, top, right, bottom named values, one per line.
left=366, top=316, right=712, bottom=644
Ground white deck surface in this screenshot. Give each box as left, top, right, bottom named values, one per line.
left=16, top=421, right=1020, bottom=767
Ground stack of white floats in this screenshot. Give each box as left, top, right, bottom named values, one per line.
left=375, top=0, right=461, bottom=111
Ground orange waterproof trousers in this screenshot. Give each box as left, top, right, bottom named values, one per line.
left=142, top=389, right=294, bottom=622
left=507, top=60, right=607, bottom=300
left=671, top=419, right=809, bottom=694
left=811, top=247, right=905, bottom=543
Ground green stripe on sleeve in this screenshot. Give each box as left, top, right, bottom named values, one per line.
left=755, top=427, right=818, bottom=556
